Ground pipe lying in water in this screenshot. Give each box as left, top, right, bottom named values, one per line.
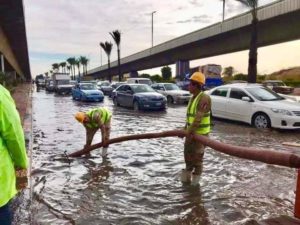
left=68, top=129, right=300, bottom=168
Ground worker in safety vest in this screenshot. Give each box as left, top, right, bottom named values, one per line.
left=0, top=84, right=28, bottom=225
left=181, top=72, right=211, bottom=185
left=75, top=107, right=112, bottom=157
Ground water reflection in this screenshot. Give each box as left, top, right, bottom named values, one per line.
left=28, top=89, right=299, bottom=225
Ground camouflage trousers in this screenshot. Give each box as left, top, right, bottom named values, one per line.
left=184, top=138, right=206, bottom=175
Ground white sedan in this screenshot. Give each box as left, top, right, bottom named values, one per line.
left=151, top=83, right=191, bottom=104
left=207, top=83, right=300, bottom=129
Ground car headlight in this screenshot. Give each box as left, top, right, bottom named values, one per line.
left=271, top=108, right=293, bottom=116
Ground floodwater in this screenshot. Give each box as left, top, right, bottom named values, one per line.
left=30, top=88, right=300, bottom=225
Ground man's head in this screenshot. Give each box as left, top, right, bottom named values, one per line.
left=188, top=72, right=205, bottom=93
left=75, top=112, right=87, bottom=124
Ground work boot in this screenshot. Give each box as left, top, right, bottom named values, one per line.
left=191, top=173, right=201, bottom=185
left=180, top=169, right=191, bottom=183
left=101, top=148, right=108, bottom=157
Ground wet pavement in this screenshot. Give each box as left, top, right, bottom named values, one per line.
left=30, top=88, right=300, bottom=225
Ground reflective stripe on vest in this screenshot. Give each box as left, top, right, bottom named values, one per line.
left=85, top=108, right=111, bottom=129
left=186, top=92, right=210, bottom=134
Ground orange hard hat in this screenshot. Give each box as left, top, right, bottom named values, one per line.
left=75, top=112, right=85, bottom=123
left=190, top=72, right=205, bottom=85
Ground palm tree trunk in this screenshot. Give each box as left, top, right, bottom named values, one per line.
left=108, top=58, right=111, bottom=82
left=117, top=48, right=121, bottom=81
left=247, top=18, right=258, bottom=83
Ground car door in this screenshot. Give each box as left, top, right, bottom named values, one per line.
left=209, top=87, right=229, bottom=118
left=73, top=84, right=80, bottom=99
left=116, top=85, right=127, bottom=106
left=226, top=88, right=253, bottom=122
left=123, top=86, right=134, bottom=107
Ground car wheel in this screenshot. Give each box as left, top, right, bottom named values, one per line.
left=133, top=101, right=140, bottom=111
left=167, top=96, right=174, bottom=104
left=113, top=97, right=119, bottom=106
left=252, top=113, right=271, bottom=129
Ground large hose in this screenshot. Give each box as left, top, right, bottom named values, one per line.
left=68, top=129, right=300, bottom=168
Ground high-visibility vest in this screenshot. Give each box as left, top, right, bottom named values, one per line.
left=0, top=85, right=28, bottom=207
left=85, top=108, right=111, bottom=129
left=186, top=92, right=211, bottom=135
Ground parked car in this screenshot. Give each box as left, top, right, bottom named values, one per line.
left=72, top=83, right=104, bottom=102
left=109, top=82, right=126, bottom=97
left=207, top=83, right=300, bottom=129
left=151, top=83, right=191, bottom=104
left=97, top=81, right=113, bottom=95
left=262, top=80, right=294, bottom=94
left=112, top=84, right=167, bottom=111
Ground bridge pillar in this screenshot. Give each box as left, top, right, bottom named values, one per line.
left=129, top=71, right=138, bottom=78
left=176, top=60, right=190, bottom=81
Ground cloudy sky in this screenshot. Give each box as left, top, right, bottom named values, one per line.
left=23, top=0, right=300, bottom=77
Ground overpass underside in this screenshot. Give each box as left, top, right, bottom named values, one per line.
left=90, top=9, right=300, bottom=80
left=0, top=0, right=31, bottom=81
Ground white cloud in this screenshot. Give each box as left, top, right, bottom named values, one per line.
left=24, top=0, right=300, bottom=77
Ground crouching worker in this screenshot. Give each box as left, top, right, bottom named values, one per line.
left=75, top=107, right=112, bottom=157
left=181, top=72, right=211, bottom=185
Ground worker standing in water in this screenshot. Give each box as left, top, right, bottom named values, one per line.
left=75, top=107, right=112, bottom=157
left=181, top=72, right=211, bottom=185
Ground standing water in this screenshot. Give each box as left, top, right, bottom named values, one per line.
left=30, top=89, right=299, bottom=225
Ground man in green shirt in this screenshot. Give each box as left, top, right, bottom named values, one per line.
left=75, top=107, right=112, bottom=157
left=0, top=84, right=28, bottom=225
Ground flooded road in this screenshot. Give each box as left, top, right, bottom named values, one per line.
left=30, top=89, right=300, bottom=225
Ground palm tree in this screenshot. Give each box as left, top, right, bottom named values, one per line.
left=79, top=56, right=89, bottom=76
left=236, top=0, right=258, bottom=83
left=52, top=63, right=59, bottom=72
left=60, top=62, right=66, bottom=73
left=66, top=57, right=76, bottom=80
left=76, top=58, right=81, bottom=82
left=67, top=65, right=71, bottom=75
left=110, top=30, right=122, bottom=81
left=100, top=41, right=113, bottom=82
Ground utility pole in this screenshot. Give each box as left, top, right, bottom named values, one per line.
left=151, top=11, right=156, bottom=47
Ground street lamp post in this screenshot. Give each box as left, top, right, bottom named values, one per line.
left=222, top=0, right=225, bottom=22
left=151, top=11, right=156, bottom=48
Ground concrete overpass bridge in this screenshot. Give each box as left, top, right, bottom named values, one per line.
left=0, top=0, right=31, bottom=81
left=87, top=0, right=300, bottom=80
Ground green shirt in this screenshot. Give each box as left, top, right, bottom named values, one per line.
left=0, top=85, right=28, bottom=207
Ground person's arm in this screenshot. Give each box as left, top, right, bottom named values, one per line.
left=187, top=95, right=211, bottom=137
left=84, top=127, right=97, bottom=148
left=93, top=110, right=108, bottom=147
left=0, top=92, right=28, bottom=169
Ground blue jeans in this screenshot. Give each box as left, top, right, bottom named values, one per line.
left=0, top=202, right=12, bottom=225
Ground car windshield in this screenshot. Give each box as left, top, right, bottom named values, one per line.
left=246, top=87, right=285, bottom=101
left=164, top=83, right=180, bottom=90
left=139, top=80, right=152, bottom=85
left=131, top=85, right=154, bottom=93
left=80, top=84, right=97, bottom=90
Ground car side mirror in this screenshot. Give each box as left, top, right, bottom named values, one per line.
left=242, top=96, right=251, bottom=102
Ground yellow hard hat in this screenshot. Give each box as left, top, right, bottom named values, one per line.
left=75, top=112, right=85, bottom=123
left=190, top=72, right=205, bottom=85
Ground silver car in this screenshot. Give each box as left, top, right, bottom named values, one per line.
left=151, top=83, right=191, bottom=104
